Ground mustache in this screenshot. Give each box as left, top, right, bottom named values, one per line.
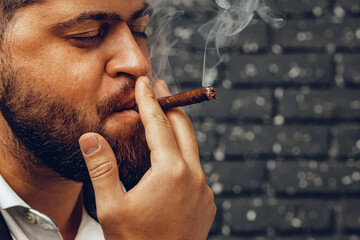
left=96, top=77, right=136, bottom=122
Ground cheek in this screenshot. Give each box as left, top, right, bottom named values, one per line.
left=7, top=27, right=103, bottom=105
left=11, top=43, right=103, bottom=106
left=64, top=59, right=104, bottom=102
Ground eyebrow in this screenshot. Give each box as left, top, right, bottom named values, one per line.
left=51, top=3, right=152, bottom=31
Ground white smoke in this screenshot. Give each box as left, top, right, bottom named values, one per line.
left=146, top=0, right=283, bottom=88
left=200, top=0, right=284, bottom=86
left=146, top=0, right=179, bottom=91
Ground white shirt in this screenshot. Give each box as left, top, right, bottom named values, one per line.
left=0, top=175, right=104, bottom=240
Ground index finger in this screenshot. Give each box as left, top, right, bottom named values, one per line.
left=153, top=80, right=202, bottom=170
left=135, top=76, right=181, bottom=165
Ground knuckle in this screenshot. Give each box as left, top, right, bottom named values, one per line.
left=204, top=186, right=215, bottom=205
left=211, top=202, right=217, bottom=219
left=206, top=185, right=215, bottom=202
left=140, top=89, right=157, bottom=102
left=205, top=187, right=217, bottom=220
left=171, top=162, right=189, bottom=182
left=195, top=173, right=208, bottom=190
left=88, top=161, right=115, bottom=180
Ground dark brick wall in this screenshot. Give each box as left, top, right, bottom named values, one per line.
left=155, top=0, right=360, bottom=239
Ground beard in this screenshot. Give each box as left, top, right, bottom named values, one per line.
left=0, top=59, right=151, bottom=192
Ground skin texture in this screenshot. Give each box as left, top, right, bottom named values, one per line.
left=80, top=78, right=216, bottom=240
left=1, top=0, right=151, bottom=188
left=0, top=0, right=216, bottom=239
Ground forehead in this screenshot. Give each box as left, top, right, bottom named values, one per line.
left=14, top=0, right=148, bottom=23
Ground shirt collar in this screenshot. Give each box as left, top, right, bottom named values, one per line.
left=76, top=206, right=104, bottom=239
left=0, top=174, right=30, bottom=210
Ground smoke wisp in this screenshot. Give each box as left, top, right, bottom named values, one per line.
left=200, top=0, right=284, bottom=86
left=146, top=0, right=180, bottom=91
left=146, top=0, right=284, bottom=88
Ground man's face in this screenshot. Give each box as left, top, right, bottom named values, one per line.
left=0, top=0, right=152, bottom=189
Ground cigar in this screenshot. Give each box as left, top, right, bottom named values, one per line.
left=134, top=87, right=217, bottom=111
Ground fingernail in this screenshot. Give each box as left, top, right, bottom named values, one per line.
left=79, top=135, right=100, bottom=156
left=142, top=76, right=152, bottom=89
left=159, top=80, right=169, bottom=91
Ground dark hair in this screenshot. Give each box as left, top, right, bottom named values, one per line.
left=0, top=0, right=43, bottom=40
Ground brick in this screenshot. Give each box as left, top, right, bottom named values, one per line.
left=184, top=88, right=273, bottom=120
left=210, top=199, right=224, bottom=234
left=228, top=19, right=268, bottom=53
left=269, top=161, right=360, bottom=195
left=342, top=199, right=360, bottom=232
left=222, top=199, right=332, bottom=235
left=279, top=89, right=360, bottom=120
left=342, top=54, right=360, bottom=86
left=223, top=53, right=331, bottom=86
left=222, top=199, right=273, bottom=234
left=208, top=237, right=269, bottom=240
left=149, top=4, right=360, bottom=240
left=271, top=0, right=329, bottom=17
left=223, top=125, right=328, bottom=157
left=274, top=18, right=360, bottom=49
left=203, top=161, right=266, bottom=195
left=149, top=1, right=216, bottom=52
left=170, top=0, right=216, bottom=18
left=169, top=53, right=221, bottom=85
left=335, top=0, right=360, bottom=15
left=208, top=236, right=242, bottom=240
left=208, top=237, right=240, bottom=240
left=192, top=120, right=220, bottom=159
left=171, top=17, right=268, bottom=52
left=208, top=235, right=351, bottom=240
left=273, top=200, right=333, bottom=234
left=277, top=236, right=349, bottom=240
left=337, top=125, right=360, bottom=158
left=171, top=17, right=209, bottom=50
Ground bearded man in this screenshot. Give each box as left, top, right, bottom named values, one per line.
left=0, top=0, right=216, bottom=239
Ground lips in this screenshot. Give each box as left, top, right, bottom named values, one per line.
left=108, top=97, right=140, bottom=122
left=96, top=86, right=138, bottom=122
left=112, top=99, right=137, bottom=113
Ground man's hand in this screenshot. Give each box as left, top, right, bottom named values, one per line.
left=79, top=77, right=216, bottom=240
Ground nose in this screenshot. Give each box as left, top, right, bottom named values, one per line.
left=105, top=23, right=151, bottom=79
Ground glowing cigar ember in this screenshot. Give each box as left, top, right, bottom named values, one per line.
left=134, top=87, right=217, bottom=111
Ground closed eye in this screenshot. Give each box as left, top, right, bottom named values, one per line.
left=129, top=25, right=148, bottom=39
left=128, top=15, right=149, bottom=40
left=67, top=25, right=108, bottom=48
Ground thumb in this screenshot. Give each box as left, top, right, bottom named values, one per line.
left=79, top=133, right=125, bottom=207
